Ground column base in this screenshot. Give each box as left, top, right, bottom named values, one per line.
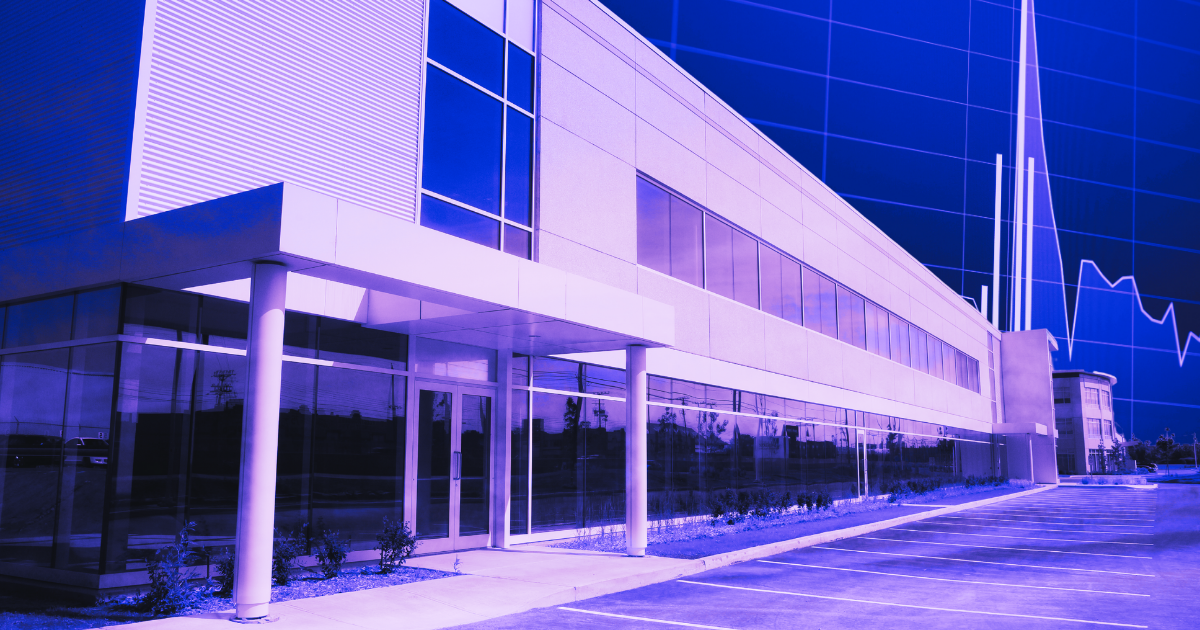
left=233, top=602, right=275, bottom=623
left=626, top=548, right=646, bottom=557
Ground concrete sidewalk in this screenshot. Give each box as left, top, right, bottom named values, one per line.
left=122, top=485, right=1050, bottom=630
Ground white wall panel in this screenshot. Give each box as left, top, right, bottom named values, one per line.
left=129, top=0, right=424, bottom=222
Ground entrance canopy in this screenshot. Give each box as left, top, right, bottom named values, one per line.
left=0, top=183, right=674, bottom=356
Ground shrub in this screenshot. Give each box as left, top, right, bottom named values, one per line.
left=814, top=490, right=833, bottom=510
left=749, top=489, right=777, bottom=517
left=212, top=550, right=235, bottom=597
left=796, top=491, right=815, bottom=511
left=139, top=522, right=201, bottom=616
left=272, top=524, right=307, bottom=586
left=735, top=490, right=752, bottom=516
left=778, top=491, right=792, bottom=514
left=880, top=479, right=910, bottom=502
left=376, top=517, right=417, bottom=574
left=313, top=527, right=350, bottom=580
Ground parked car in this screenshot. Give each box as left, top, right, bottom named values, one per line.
left=1145, top=463, right=1158, bottom=473
left=63, top=437, right=110, bottom=467
left=1, top=434, right=63, bottom=468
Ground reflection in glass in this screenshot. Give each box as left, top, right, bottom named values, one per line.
left=320, top=318, right=408, bottom=370
left=502, top=224, right=531, bottom=259
left=188, top=351, right=247, bottom=554
left=427, top=0, right=505, bottom=95
left=421, top=194, right=501, bottom=248
left=417, top=390, right=452, bottom=539
left=506, top=43, right=534, bottom=112
left=459, top=394, right=490, bottom=537
left=670, top=196, right=704, bottom=288
left=530, top=393, right=625, bottom=531
left=504, top=108, right=534, bottom=227
left=636, top=178, right=671, bottom=275
left=421, top=66, right=504, bottom=214
left=0, top=349, right=69, bottom=567
left=781, top=257, right=803, bottom=325
left=200, top=296, right=248, bottom=350
left=122, top=286, right=199, bottom=343
left=414, top=338, right=495, bottom=381
left=59, top=344, right=116, bottom=571
left=4, top=295, right=74, bottom=348
left=510, top=389, right=529, bottom=535
left=73, top=286, right=121, bottom=340
left=760, top=247, right=783, bottom=318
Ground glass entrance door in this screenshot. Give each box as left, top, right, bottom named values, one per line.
left=415, top=383, right=492, bottom=551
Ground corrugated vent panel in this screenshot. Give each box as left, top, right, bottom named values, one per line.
left=135, top=0, right=424, bottom=222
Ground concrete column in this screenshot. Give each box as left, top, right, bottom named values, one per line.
left=233, top=262, right=288, bottom=621
left=490, top=352, right=513, bottom=548
left=625, top=345, right=647, bottom=557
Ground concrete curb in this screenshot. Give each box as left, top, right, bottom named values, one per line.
left=551, top=484, right=1054, bottom=606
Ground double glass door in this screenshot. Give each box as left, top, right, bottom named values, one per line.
left=415, top=382, right=492, bottom=551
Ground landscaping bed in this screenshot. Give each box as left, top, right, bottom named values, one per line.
left=550, top=479, right=1033, bottom=559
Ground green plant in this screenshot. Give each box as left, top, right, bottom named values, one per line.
left=212, top=550, right=235, bottom=597
left=139, top=522, right=201, bottom=616
left=814, top=490, right=833, bottom=510
left=313, top=527, right=350, bottom=580
left=376, top=517, right=417, bottom=574
left=796, top=491, right=815, bottom=511
left=272, top=524, right=307, bottom=586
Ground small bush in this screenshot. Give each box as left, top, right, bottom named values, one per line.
left=796, top=491, right=815, bottom=511
left=814, top=490, right=833, bottom=510
left=139, top=522, right=201, bottom=616
left=735, top=490, right=752, bottom=516
left=313, top=527, right=350, bottom=580
left=376, top=517, right=417, bottom=574
left=881, top=479, right=910, bottom=502
left=212, top=550, right=235, bottom=597
left=272, top=524, right=308, bottom=586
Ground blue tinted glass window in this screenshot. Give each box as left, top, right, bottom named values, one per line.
left=507, top=43, right=534, bottom=112
left=428, top=0, right=504, bottom=94
left=705, top=216, right=734, bottom=299
left=731, top=229, right=758, bottom=308
left=637, top=178, right=671, bottom=275
left=760, top=247, right=782, bottom=317
left=504, top=108, right=533, bottom=225
left=503, top=224, right=531, bottom=259
left=320, top=318, right=409, bottom=370
left=3, top=295, right=74, bottom=348
left=421, top=195, right=500, bottom=249
left=818, top=275, right=837, bottom=338
left=802, top=267, right=821, bottom=333
left=201, top=296, right=249, bottom=350
left=122, top=286, right=200, bottom=342
left=422, top=66, right=503, bottom=214
left=669, top=197, right=704, bottom=287
left=781, top=257, right=802, bottom=325
left=73, top=286, right=121, bottom=340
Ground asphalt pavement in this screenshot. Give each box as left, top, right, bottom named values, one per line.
left=450, top=486, right=1200, bottom=630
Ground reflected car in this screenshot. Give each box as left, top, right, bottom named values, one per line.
left=63, top=437, right=110, bottom=467
left=1, top=434, right=63, bottom=468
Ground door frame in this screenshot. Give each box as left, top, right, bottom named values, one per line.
left=406, top=378, right=496, bottom=554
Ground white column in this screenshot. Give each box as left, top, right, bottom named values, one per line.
left=625, top=345, right=647, bottom=557
left=991, top=153, right=1003, bottom=328
left=491, top=353, right=513, bottom=549
left=1028, top=433, right=1036, bottom=483
left=233, top=262, right=288, bottom=621
left=1024, top=157, right=1036, bottom=332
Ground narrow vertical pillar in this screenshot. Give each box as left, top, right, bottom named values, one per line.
left=991, top=153, right=1003, bottom=328
left=1028, top=433, right=1036, bottom=483
left=625, top=345, right=647, bottom=557
left=233, top=262, right=288, bottom=621
left=491, top=352, right=513, bottom=549
left=1024, top=157, right=1036, bottom=332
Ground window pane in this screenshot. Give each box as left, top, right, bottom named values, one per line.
left=532, top=356, right=580, bottom=392
left=60, top=344, right=116, bottom=572
left=731, top=230, right=759, bottom=308
left=413, top=338, right=496, bottom=381
left=510, top=389, right=529, bottom=535
left=636, top=178, right=671, bottom=275
left=836, top=287, right=854, bottom=345
left=189, top=351, right=248, bottom=550
left=531, top=392, right=580, bottom=532
left=503, top=108, right=533, bottom=225
left=275, top=362, right=315, bottom=532
left=942, top=343, right=956, bottom=382
left=669, top=197, right=703, bottom=287
left=320, top=318, right=409, bottom=370
left=73, top=286, right=121, bottom=340
left=705, top=216, right=733, bottom=299
left=819, top=275, right=837, bottom=338
left=421, top=194, right=501, bottom=248
left=891, top=314, right=910, bottom=366
left=802, top=267, right=821, bottom=332
left=200, top=296, right=248, bottom=350
left=928, top=337, right=943, bottom=379
left=760, top=247, right=782, bottom=317
left=584, top=364, right=626, bottom=397
left=864, top=302, right=878, bottom=354
left=781, top=257, right=803, bottom=325
left=910, top=327, right=923, bottom=373
left=0, top=349, right=69, bottom=568
left=4, top=294, right=74, bottom=348
left=503, top=224, right=531, bottom=259
left=313, top=368, right=405, bottom=551
left=283, top=312, right=318, bottom=359
left=876, top=306, right=890, bottom=358
left=122, top=286, right=199, bottom=343
left=506, top=42, right=534, bottom=112
left=851, top=294, right=866, bottom=349
left=512, top=353, right=530, bottom=386
left=422, top=66, right=503, bottom=214
left=427, top=0, right=504, bottom=94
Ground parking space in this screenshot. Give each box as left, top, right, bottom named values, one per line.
left=453, top=487, right=1183, bottom=629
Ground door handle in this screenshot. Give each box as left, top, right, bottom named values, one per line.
left=452, top=451, right=461, bottom=480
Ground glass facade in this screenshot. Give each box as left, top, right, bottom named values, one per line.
left=509, top=354, right=1005, bottom=534
left=637, top=175, right=983, bottom=393
left=419, top=0, right=536, bottom=258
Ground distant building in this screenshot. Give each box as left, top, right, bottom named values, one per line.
left=1053, top=370, right=1120, bottom=474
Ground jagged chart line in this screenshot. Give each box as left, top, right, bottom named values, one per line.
left=1065, top=261, right=1200, bottom=368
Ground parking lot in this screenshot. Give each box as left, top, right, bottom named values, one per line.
left=453, top=486, right=1197, bottom=629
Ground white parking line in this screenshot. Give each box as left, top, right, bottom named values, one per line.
left=558, top=607, right=735, bottom=629
left=810, top=546, right=1156, bottom=576
left=925, top=521, right=1154, bottom=536
left=964, top=510, right=1155, bottom=522
left=678, top=580, right=1149, bottom=627
left=757, top=560, right=1150, bottom=596
left=890, top=527, right=1154, bottom=546
left=939, top=515, right=1154, bottom=528
left=857, top=536, right=1152, bottom=559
